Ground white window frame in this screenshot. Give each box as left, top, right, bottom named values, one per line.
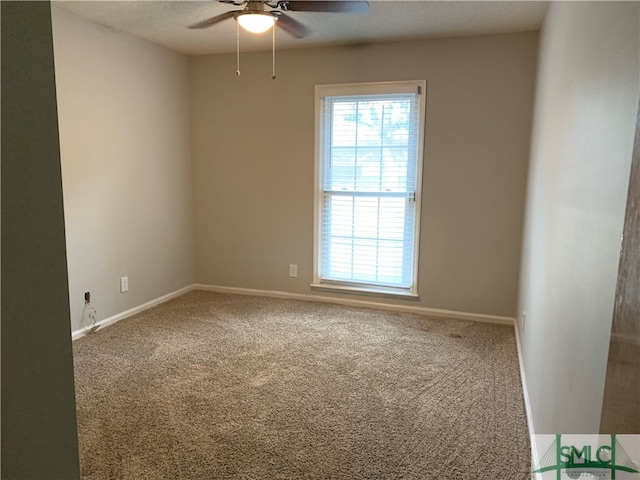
left=312, top=80, right=426, bottom=297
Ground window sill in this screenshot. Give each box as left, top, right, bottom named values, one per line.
left=310, top=283, right=419, bottom=300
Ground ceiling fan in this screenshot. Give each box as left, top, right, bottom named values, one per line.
left=188, top=0, right=370, bottom=38
left=188, top=0, right=369, bottom=78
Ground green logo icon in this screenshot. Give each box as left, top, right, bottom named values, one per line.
left=533, top=434, right=639, bottom=479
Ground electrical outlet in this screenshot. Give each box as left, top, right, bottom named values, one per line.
left=289, top=264, right=298, bottom=278
left=120, top=276, right=129, bottom=293
left=84, top=291, right=91, bottom=303
left=522, top=311, right=526, bottom=330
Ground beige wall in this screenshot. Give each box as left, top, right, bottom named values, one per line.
left=518, top=1, right=639, bottom=433
left=52, top=8, right=195, bottom=332
left=190, top=32, right=538, bottom=317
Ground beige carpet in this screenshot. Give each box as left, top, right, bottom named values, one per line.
left=73, top=290, right=531, bottom=479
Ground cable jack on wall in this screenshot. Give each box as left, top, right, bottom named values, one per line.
left=84, top=292, right=99, bottom=334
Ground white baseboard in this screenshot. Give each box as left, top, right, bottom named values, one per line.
left=71, top=285, right=195, bottom=341
left=513, top=319, right=539, bottom=479
left=193, top=284, right=516, bottom=326
left=72, top=283, right=515, bottom=340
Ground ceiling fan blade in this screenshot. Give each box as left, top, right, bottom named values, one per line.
left=277, top=1, right=369, bottom=14
left=274, top=12, right=310, bottom=38
left=188, top=11, right=238, bottom=29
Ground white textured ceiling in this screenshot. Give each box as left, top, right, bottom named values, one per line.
left=53, top=1, right=547, bottom=55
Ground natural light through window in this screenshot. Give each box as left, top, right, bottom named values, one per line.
left=313, top=81, right=426, bottom=296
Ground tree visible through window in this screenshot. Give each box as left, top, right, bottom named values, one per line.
left=314, top=81, right=425, bottom=295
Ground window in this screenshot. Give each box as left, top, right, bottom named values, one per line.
left=313, top=81, right=426, bottom=296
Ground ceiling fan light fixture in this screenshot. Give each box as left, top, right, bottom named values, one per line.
left=237, top=13, right=276, bottom=33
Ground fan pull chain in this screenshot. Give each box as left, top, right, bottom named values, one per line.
left=271, top=24, right=276, bottom=80
left=236, top=20, right=241, bottom=76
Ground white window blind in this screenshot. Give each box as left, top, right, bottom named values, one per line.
left=315, top=82, right=425, bottom=295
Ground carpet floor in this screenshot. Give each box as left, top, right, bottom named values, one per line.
left=73, top=290, right=531, bottom=479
